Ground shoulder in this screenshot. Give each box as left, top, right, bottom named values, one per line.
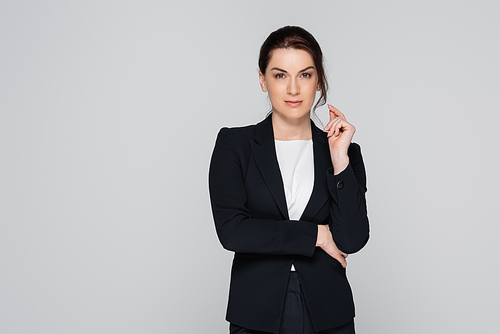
left=348, top=142, right=361, bottom=154
left=348, top=142, right=363, bottom=160
left=348, top=142, right=366, bottom=175
left=218, top=124, right=255, bottom=137
left=215, top=123, right=258, bottom=145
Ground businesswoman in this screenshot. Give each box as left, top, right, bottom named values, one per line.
left=209, top=26, right=369, bottom=334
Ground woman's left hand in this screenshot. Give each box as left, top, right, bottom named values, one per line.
left=323, top=105, right=355, bottom=174
left=324, top=104, right=355, bottom=153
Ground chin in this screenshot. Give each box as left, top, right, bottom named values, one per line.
left=278, top=111, right=310, bottom=122
left=284, top=107, right=312, bottom=119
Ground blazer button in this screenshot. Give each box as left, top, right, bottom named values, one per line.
left=337, top=181, right=344, bottom=189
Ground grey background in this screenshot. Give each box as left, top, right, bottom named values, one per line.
left=1, top=1, right=499, bottom=333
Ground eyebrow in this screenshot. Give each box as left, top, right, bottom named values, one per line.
left=270, top=66, right=315, bottom=73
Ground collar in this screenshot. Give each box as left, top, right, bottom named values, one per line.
left=253, top=113, right=329, bottom=148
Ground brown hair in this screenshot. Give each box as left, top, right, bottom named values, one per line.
left=259, top=26, right=328, bottom=113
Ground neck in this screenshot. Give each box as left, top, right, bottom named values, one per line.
left=272, top=112, right=312, bottom=141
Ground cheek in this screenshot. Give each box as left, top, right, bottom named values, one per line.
left=266, top=83, right=283, bottom=98
left=305, top=82, right=318, bottom=95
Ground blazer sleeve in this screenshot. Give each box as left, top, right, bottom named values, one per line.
left=327, top=143, right=370, bottom=254
left=209, top=128, right=317, bottom=256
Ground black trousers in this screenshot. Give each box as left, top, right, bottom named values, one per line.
left=229, top=272, right=355, bottom=334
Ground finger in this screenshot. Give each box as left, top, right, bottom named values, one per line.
left=330, top=118, right=344, bottom=137
left=328, top=104, right=347, bottom=121
left=324, top=120, right=332, bottom=132
left=324, top=111, right=337, bottom=132
left=328, top=107, right=337, bottom=123
left=339, top=255, right=347, bottom=268
left=325, top=116, right=341, bottom=133
left=328, top=104, right=345, bottom=119
left=328, top=118, right=341, bottom=137
left=332, top=121, right=341, bottom=137
left=330, top=252, right=347, bottom=268
left=332, top=118, right=354, bottom=138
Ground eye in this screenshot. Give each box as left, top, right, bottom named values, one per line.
left=275, top=73, right=285, bottom=79
left=301, top=72, right=312, bottom=78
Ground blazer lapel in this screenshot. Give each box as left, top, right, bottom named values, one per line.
left=300, top=123, right=331, bottom=222
left=249, top=116, right=332, bottom=222
left=249, top=115, right=289, bottom=220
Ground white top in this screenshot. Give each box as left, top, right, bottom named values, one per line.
left=275, top=139, right=314, bottom=271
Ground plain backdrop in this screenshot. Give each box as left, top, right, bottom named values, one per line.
left=1, top=1, right=499, bottom=333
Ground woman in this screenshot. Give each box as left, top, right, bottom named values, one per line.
left=209, top=26, right=369, bottom=334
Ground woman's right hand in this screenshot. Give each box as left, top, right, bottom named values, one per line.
left=316, top=225, right=348, bottom=268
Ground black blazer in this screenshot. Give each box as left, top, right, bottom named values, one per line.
left=209, top=114, right=369, bottom=333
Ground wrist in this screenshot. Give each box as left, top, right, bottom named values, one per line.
left=330, top=149, right=348, bottom=159
left=316, top=225, right=329, bottom=247
left=330, top=153, right=349, bottom=175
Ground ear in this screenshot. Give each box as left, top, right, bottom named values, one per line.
left=259, top=70, right=268, bottom=92
left=316, top=82, right=321, bottom=92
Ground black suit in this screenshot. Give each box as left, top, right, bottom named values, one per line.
left=209, top=114, right=369, bottom=333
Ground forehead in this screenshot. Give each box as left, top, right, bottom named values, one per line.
left=267, top=48, right=315, bottom=71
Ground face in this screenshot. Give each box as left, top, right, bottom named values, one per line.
left=259, top=48, right=320, bottom=122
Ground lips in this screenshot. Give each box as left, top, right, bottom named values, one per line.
left=285, top=100, right=302, bottom=107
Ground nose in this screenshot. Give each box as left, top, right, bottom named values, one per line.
left=287, top=78, right=300, bottom=96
